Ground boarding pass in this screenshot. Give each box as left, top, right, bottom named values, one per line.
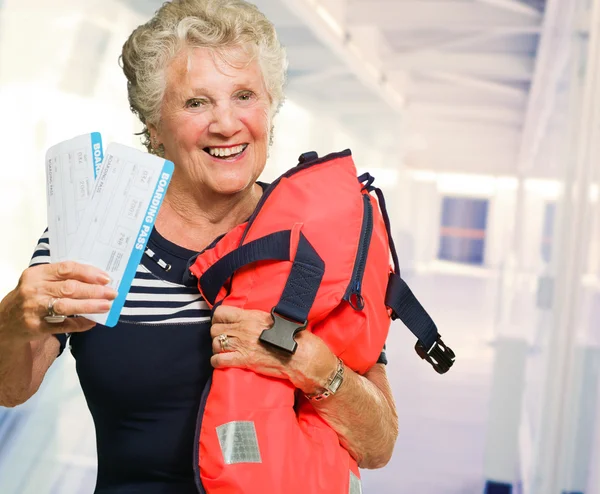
left=46, top=133, right=104, bottom=262
left=68, top=142, right=174, bottom=326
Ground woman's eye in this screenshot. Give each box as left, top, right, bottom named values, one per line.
left=237, top=91, right=254, bottom=101
left=186, top=99, right=207, bottom=108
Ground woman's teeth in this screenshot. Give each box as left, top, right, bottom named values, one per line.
left=207, top=144, right=247, bottom=157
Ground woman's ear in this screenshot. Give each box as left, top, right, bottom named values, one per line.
left=148, top=124, right=161, bottom=150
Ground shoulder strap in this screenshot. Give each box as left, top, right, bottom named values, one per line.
left=359, top=173, right=456, bottom=374
left=195, top=229, right=325, bottom=354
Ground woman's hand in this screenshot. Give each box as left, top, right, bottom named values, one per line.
left=210, top=305, right=338, bottom=395
left=0, top=261, right=118, bottom=345
left=210, top=305, right=398, bottom=468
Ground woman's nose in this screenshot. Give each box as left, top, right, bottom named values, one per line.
left=209, top=104, right=243, bottom=137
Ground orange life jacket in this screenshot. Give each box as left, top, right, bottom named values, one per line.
left=188, top=150, right=455, bottom=494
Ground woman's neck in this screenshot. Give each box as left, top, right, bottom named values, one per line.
left=155, top=181, right=262, bottom=252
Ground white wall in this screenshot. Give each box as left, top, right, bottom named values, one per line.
left=377, top=170, right=562, bottom=279
left=0, top=0, right=143, bottom=296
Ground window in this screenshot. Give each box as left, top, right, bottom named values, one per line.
left=438, top=197, right=489, bottom=265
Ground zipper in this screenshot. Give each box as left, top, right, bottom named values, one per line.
left=343, top=193, right=373, bottom=310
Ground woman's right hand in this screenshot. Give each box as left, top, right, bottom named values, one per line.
left=0, top=261, right=118, bottom=345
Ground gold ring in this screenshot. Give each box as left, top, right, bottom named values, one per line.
left=218, top=334, right=229, bottom=353
left=44, top=298, right=67, bottom=324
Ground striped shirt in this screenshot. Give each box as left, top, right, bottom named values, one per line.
left=30, top=229, right=211, bottom=329
left=30, top=221, right=387, bottom=493
left=30, top=227, right=214, bottom=494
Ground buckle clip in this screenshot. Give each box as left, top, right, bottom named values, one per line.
left=259, top=308, right=307, bottom=354
left=414, top=336, right=455, bottom=374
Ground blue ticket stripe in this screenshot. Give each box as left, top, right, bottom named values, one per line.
left=90, top=132, right=104, bottom=179
left=105, top=159, right=175, bottom=327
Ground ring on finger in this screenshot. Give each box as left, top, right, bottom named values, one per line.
left=44, top=297, right=67, bottom=324
left=218, top=334, right=230, bottom=353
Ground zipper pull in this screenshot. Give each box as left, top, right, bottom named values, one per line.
left=348, top=281, right=365, bottom=311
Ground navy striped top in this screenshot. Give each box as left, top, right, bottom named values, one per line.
left=31, top=227, right=213, bottom=493
left=30, top=229, right=212, bottom=328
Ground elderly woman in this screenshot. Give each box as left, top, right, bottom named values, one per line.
left=0, top=0, right=398, bottom=492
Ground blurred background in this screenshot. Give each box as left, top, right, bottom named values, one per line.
left=0, top=0, right=599, bottom=492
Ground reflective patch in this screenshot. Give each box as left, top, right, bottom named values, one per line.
left=216, top=421, right=262, bottom=464
left=349, top=471, right=362, bottom=494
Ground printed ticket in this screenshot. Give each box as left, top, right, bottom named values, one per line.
left=46, top=133, right=103, bottom=262
left=69, top=143, right=174, bottom=327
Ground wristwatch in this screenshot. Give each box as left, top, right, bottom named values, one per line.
left=305, top=357, right=345, bottom=402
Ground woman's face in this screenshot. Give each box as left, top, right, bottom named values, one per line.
left=152, top=46, right=271, bottom=197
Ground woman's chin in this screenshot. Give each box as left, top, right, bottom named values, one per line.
left=208, top=176, right=255, bottom=196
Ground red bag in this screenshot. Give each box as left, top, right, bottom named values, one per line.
left=189, top=150, right=454, bottom=493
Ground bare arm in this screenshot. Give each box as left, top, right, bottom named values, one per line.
left=310, top=363, right=398, bottom=469
left=0, top=262, right=117, bottom=407
left=209, top=305, right=399, bottom=469
left=0, top=336, right=60, bottom=407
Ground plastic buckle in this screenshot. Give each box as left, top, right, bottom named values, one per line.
left=414, top=336, right=456, bottom=374
left=259, top=308, right=307, bottom=354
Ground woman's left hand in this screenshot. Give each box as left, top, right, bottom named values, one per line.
left=210, top=304, right=337, bottom=395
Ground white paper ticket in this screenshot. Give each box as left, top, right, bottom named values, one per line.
left=46, top=132, right=104, bottom=262
left=69, top=143, right=174, bottom=327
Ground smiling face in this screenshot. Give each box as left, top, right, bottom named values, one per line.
left=151, top=46, right=272, bottom=199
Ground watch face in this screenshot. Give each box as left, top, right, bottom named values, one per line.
left=329, top=373, right=344, bottom=394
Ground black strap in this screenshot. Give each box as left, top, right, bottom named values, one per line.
left=385, top=273, right=455, bottom=374
left=197, top=229, right=324, bottom=324
left=199, top=230, right=291, bottom=305
left=259, top=233, right=325, bottom=354
left=357, top=172, right=375, bottom=189
left=386, top=274, right=437, bottom=349
left=363, top=173, right=455, bottom=374
left=274, top=233, right=325, bottom=323
left=372, top=187, right=400, bottom=276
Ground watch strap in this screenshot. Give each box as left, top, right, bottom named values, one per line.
left=305, top=357, right=344, bottom=402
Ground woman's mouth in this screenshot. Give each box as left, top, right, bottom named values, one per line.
left=203, top=144, right=248, bottom=161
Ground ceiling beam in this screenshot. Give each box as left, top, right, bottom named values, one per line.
left=409, top=103, right=525, bottom=126
left=408, top=81, right=529, bottom=107
left=280, top=0, right=405, bottom=111
left=287, top=66, right=349, bottom=85
left=404, top=152, right=518, bottom=175
left=286, top=89, right=391, bottom=114
left=389, top=52, right=535, bottom=82
left=285, top=45, right=340, bottom=71
left=401, top=26, right=541, bottom=53
left=576, top=7, right=592, bottom=34
left=427, top=71, right=528, bottom=100
left=517, top=0, right=579, bottom=171
left=408, top=121, right=522, bottom=140
left=346, top=1, right=542, bottom=30
left=476, top=0, right=542, bottom=18
left=250, top=0, right=306, bottom=28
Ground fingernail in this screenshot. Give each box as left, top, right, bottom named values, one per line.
left=97, top=274, right=112, bottom=285
left=106, top=288, right=119, bottom=299
left=101, top=301, right=113, bottom=312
